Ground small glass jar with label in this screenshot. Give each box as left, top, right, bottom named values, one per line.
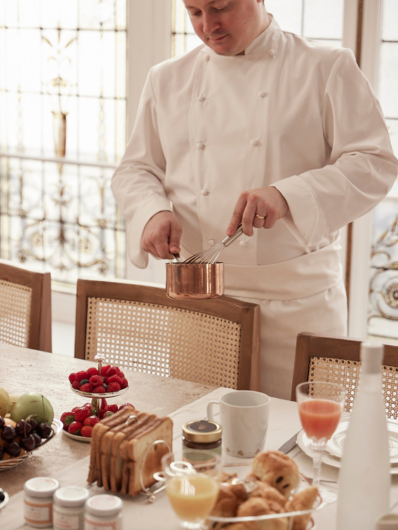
left=53, top=486, right=89, bottom=530
left=84, top=494, right=123, bottom=530
left=24, top=477, right=60, bottom=528
left=182, top=419, right=222, bottom=465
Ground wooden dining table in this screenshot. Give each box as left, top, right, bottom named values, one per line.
left=2, top=342, right=398, bottom=530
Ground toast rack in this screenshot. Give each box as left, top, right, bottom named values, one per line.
left=183, top=225, right=243, bottom=264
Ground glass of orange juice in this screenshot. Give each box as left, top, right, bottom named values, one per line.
left=297, top=381, right=347, bottom=493
left=162, top=452, right=220, bottom=529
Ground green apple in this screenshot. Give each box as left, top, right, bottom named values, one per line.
left=11, top=392, right=54, bottom=424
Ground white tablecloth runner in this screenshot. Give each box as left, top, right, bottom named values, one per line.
left=2, top=387, right=394, bottom=530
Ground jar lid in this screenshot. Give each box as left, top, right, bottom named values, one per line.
left=85, top=494, right=123, bottom=517
left=24, top=477, right=60, bottom=498
left=54, top=486, right=89, bottom=507
left=182, top=420, right=222, bottom=443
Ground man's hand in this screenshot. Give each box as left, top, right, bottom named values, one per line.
left=141, top=211, right=182, bottom=259
left=227, top=187, right=289, bottom=237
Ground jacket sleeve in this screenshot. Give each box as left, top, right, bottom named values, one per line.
left=271, top=48, right=398, bottom=247
left=111, top=69, right=172, bottom=269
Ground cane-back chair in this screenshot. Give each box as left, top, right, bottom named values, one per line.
left=74, top=279, right=261, bottom=390
left=291, top=332, right=398, bottom=419
left=0, top=261, right=52, bottom=352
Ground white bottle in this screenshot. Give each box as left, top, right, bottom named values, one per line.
left=336, top=342, right=390, bottom=530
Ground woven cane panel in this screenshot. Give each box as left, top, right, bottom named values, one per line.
left=309, top=357, right=398, bottom=419
left=85, top=297, right=242, bottom=388
left=0, top=279, right=32, bottom=347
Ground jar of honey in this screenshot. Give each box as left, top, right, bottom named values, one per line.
left=182, top=420, right=222, bottom=464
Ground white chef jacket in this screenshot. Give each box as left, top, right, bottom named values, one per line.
left=112, top=16, right=398, bottom=398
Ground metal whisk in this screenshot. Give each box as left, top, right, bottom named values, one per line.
left=183, top=225, right=244, bottom=264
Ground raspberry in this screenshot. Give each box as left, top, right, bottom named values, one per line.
left=75, top=371, right=89, bottom=382
left=89, top=375, right=103, bottom=386
left=72, top=381, right=80, bottom=390
left=68, top=421, right=83, bottom=435
left=106, top=367, right=117, bottom=377
left=80, top=383, right=93, bottom=393
left=107, top=375, right=123, bottom=386
left=107, top=404, right=118, bottom=413
left=115, top=367, right=123, bottom=376
left=60, top=412, right=75, bottom=430
left=81, top=425, right=93, bottom=438
left=74, top=407, right=91, bottom=423
left=87, top=367, right=98, bottom=377
left=101, top=365, right=111, bottom=376
left=84, top=416, right=99, bottom=427
left=120, top=377, right=128, bottom=389
left=92, top=385, right=106, bottom=393
left=68, top=373, right=76, bottom=383
left=107, top=382, right=121, bottom=393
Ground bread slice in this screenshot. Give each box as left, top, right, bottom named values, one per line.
left=87, top=407, right=136, bottom=486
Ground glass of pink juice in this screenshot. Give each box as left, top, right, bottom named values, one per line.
left=296, top=381, right=347, bottom=490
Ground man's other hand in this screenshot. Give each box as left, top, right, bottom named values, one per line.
left=141, top=211, right=182, bottom=259
left=227, top=187, right=289, bottom=237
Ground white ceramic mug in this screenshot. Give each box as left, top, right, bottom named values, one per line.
left=207, top=390, right=271, bottom=458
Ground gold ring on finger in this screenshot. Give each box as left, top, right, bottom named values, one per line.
left=255, top=214, right=266, bottom=220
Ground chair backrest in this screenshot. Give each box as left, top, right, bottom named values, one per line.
left=74, top=279, right=261, bottom=390
left=0, top=261, right=52, bottom=352
left=291, top=332, right=398, bottom=418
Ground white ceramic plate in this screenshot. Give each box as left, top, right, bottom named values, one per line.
left=326, top=417, right=398, bottom=462
left=297, top=424, right=398, bottom=475
left=62, top=430, right=91, bottom=443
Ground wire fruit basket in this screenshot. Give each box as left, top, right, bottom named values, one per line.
left=0, top=418, right=62, bottom=471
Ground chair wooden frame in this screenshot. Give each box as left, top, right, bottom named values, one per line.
left=0, top=261, right=52, bottom=352
left=291, top=332, right=398, bottom=401
left=75, top=278, right=261, bottom=390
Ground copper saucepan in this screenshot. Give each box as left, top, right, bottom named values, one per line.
left=166, top=262, right=224, bottom=300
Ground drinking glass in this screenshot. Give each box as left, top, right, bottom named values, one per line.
left=296, top=381, right=347, bottom=495
left=162, top=451, right=220, bottom=529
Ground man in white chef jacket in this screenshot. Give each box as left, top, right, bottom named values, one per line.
left=112, top=0, right=398, bottom=399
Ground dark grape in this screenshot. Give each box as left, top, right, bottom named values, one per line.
left=0, top=491, right=4, bottom=503
left=37, top=423, right=52, bottom=439
left=6, top=442, right=21, bottom=457
left=21, top=435, right=36, bottom=452
left=16, top=420, right=32, bottom=437
left=80, top=379, right=89, bottom=385
left=32, top=433, right=42, bottom=448
left=0, top=447, right=4, bottom=460
left=1, top=426, right=16, bottom=442
left=0, top=416, right=4, bottom=429
left=27, top=418, right=38, bottom=430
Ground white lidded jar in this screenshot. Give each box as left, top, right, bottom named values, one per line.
left=53, top=486, right=89, bottom=530
left=84, top=494, right=123, bottom=530
left=24, top=477, right=60, bottom=528
left=336, top=342, right=390, bottom=530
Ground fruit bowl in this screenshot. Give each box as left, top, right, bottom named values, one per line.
left=0, top=419, right=62, bottom=471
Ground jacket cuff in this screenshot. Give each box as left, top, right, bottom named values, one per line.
left=127, top=198, right=172, bottom=269
left=271, top=175, right=319, bottom=245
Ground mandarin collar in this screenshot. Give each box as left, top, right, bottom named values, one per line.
left=205, top=14, right=281, bottom=59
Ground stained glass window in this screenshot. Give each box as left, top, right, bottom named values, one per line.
left=171, top=0, right=344, bottom=58
left=368, top=0, right=398, bottom=339
left=0, top=0, right=126, bottom=290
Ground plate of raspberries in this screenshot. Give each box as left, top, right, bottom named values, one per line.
left=69, top=365, right=129, bottom=397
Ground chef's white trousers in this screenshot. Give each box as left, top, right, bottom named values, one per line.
left=231, top=279, right=348, bottom=400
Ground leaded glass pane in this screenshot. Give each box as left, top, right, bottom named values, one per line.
left=368, top=0, right=398, bottom=340
left=0, top=0, right=127, bottom=288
